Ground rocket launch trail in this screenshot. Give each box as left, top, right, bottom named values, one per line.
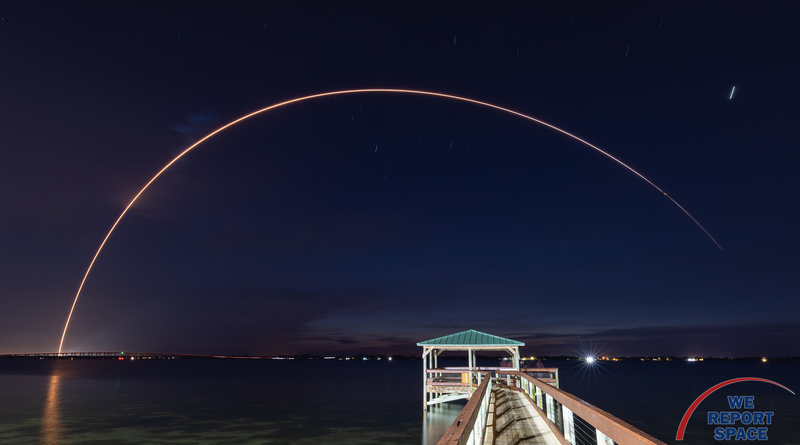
left=57, top=88, right=722, bottom=353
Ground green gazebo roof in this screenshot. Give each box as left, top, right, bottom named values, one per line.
left=417, top=329, right=524, bottom=347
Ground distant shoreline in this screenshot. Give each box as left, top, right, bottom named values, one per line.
left=1, top=353, right=798, bottom=362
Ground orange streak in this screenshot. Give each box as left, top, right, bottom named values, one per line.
left=41, top=375, right=64, bottom=444
left=57, top=88, right=721, bottom=353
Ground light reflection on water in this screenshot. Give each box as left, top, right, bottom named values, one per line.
left=41, top=375, right=63, bottom=444
left=422, top=402, right=464, bottom=445
left=2, top=359, right=453, bottom=444
left=4, top=359, right=794, bottom=444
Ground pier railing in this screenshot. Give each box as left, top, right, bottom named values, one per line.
left=426, top=369, right=480, bottom=393
left=520, top=367, right=559, bottom=387
left=496, top=370, right=666, bottom=445
left=437, top=371, right=492, bottom=445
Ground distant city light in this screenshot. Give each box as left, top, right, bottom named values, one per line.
left=762, top=357, right=768, bottom=362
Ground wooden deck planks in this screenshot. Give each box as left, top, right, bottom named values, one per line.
left=483, top=387, right=560, bottom=445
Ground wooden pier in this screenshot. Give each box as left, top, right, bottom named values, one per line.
left=418, top=330, right=524, bottom=407
left=421, top=330, right=667, bottom=445
left=484, top=386, right=559, bottom=444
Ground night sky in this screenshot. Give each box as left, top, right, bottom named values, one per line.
left=1, top=1, right=798, bottom=357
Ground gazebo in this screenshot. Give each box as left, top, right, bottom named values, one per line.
left=417, top=329, right=524, bottom=406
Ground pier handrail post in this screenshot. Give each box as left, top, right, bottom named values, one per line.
left=422, top=347, right=429, bottom=408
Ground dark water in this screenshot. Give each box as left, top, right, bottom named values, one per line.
left=555, top=359, right=800, bottom=444
left=0, top=359, right=797, bottom=444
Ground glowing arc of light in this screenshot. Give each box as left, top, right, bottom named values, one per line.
left=58, top=88, right=722, bottom=353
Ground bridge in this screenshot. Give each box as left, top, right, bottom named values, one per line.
left=0, top=351, right=231, bottom=359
